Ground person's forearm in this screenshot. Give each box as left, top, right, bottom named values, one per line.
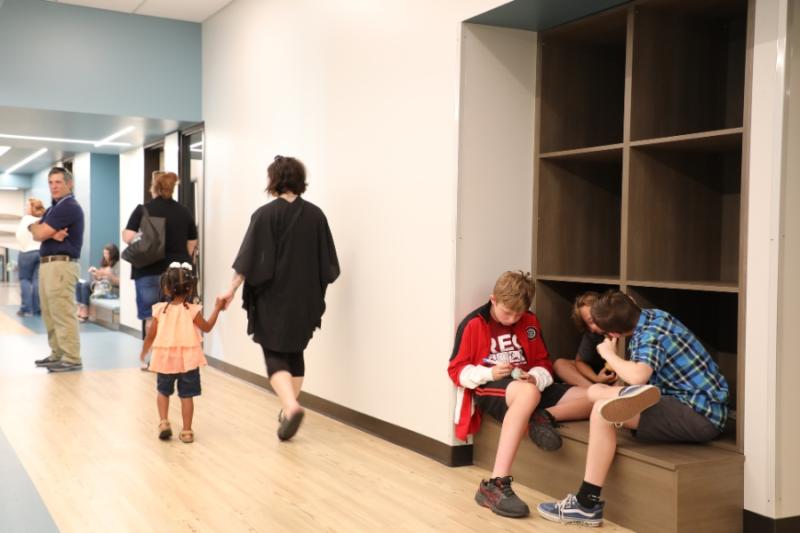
left=29, top=223, right=49, bottom=241
left=229, top=272, right=245, bottom=292
left=603, top=352, right=650, bottom=384
left=576, top=360, right=599, bottom=382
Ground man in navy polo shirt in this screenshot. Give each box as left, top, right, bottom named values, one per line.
left=29, top=167, right=85, bottom=372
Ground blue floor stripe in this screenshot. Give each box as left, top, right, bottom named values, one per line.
left=1, top=305, right=143, bottom=371
left=0, top=428, right=59, bottom=533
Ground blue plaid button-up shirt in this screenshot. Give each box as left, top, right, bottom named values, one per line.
left=629, top=308, right=729, bottom=431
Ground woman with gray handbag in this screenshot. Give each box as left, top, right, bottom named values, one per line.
left=123, top=171, right=198, bottom=350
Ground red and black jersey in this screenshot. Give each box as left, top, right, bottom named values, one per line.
left=447, top=302, right=552, bottom=441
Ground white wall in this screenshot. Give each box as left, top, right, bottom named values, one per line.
left=745, top=0, right=788, bottom=518
left=777, top=0, right=800, bottom=518
left=119, top=147, right=144, bottom=331
left=456, top=24, right=537, bottom=319
left=202, top=0, right=507, bottom=444
left=72, top=153, right=91, bottom=275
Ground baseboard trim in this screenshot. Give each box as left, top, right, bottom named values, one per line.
left=744, top=510, right=800, bottom=533
left=119, top=324, right=140, bottom=339
left=206, top=355, right=473, bottom=467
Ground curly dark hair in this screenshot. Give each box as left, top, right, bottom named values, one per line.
left=266, top=155, right=307, bottom=196
left=159, top=265, right=198, bottom=312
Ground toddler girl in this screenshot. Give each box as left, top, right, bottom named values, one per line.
left=139, top=262, right=224, bottom=443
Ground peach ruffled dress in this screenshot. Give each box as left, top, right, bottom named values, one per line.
left=148, top=302, right=208, bottom=374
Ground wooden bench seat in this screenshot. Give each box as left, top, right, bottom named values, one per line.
left=473, top=418, right=744, bottom=532
left=88, top=298, right=120, bottom=330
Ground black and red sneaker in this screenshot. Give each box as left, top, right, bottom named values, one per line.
left=529, top=408, right=562, bottom=451
left=474, top=476, right=530, bottom=518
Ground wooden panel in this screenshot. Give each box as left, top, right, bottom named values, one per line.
left=676, top=460, right=744, bottom=532
left=537, top=158, right=622, bottom=277
left=540, top=10, right=626, bottom=152
left=631, top=0, right=747, bottom=140
left=475, top=417, right=742, bottom=533
left=627, top=146, right=741, bottom=283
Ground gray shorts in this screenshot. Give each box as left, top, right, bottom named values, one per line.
left=634, top=396, right=720, bottom=442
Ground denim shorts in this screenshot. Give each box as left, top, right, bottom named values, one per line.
left=134, top=274, right=161, bottom=320
left=157, top=368, right=201, bottom=398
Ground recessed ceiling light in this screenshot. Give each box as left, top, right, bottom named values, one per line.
left=2, top=148, right=48, bottom=176
left=0, top=146, right=10, bottom=157
left=0, top=133, right=130, bottom=147
left=95, top=126, right=135, bottom=147
left=0, top=187, right=21, bottom=191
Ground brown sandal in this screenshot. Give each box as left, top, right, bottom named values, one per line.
left=158, top=419, right=172, bottom=440
left=179, top=429, right=194, bottom=443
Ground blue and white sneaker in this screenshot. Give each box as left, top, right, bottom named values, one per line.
left=599, top=384, right=660, bottom=424
left=537, top=493, right=604, bottom=527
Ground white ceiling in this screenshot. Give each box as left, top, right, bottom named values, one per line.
left=0, top=106, right=195, bottom=175
left=44, top=0, right=234, bottom=23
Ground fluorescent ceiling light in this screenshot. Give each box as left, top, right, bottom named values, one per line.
left=189, top=141, right=203, bottom=153
left=0, top=146, right=10, bottom=157
left=0, top=187, right=20, bottom=191
left=2, top=148, right=48, bottom=176
left=0, top=133, right=130, bottom=147
left=95, top=126, right=135, bottom=147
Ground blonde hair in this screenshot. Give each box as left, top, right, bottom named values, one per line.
left=572, top=291, right=600, bottom=331
left=27, top=197, right=45, bottom=217
left=150, top=171, right=179, bottom=199
left=492, top=271, right=535, bottom=312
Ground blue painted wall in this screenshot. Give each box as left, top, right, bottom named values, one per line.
left=0, top=0, right=201, bottom=121
left=89, top=154, right=120, bottom=266
left=0, top=173, right=31, bottom=190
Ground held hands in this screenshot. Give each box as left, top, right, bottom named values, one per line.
left=217, top=290, right=235, bottom=310
left=214, top=296, right=227, bottom=311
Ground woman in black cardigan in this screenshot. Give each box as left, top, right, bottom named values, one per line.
left=219, top=156, right=340, bottom=441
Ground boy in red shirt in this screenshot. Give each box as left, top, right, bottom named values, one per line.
left=448, top=271, right=592, bottom=518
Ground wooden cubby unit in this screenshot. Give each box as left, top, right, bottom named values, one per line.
left=627, top=138, right=741, bottom=284
left=533, top=0, right=750, bottom=454
left=539, top=9, right=627, bottom=153
left=631, top=0, right=747, bottom=140
left=536, top=152, right=622, bottom=278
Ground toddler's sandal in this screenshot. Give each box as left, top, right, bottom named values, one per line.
left=158, top=419, right=172, bottom=440
left=179, top=429, right=194, bottom=443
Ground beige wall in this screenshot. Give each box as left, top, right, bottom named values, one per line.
left=119, top=147, right=144, bottom=331
left=777, top=0, right=800, bottom=518
left=456, top=24, right=537, bottom=320
left=201, top=0, right=508, bottom=444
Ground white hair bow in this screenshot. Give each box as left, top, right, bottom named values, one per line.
left=168, top=262, right=193, bottom=271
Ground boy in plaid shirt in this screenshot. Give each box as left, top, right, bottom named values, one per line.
left=538, top=290, right=729, bottom=527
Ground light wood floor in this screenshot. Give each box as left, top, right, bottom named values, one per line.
left=0, top=284, right=630, bottom=532
left=0, top=364, right=631, bottom=532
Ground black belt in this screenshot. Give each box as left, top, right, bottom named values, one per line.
left=41, top=255, right=78, bottom=264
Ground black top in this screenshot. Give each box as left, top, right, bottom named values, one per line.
left=125, top=197, right=198, bottom=279
left=39, top=194, right=84, bottom=258
left=233, top=197, right=340, bottom=352
left=576, top=331, right=606, bottom=374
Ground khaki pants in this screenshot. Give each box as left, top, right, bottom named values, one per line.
left=39, top=260, right=81, bottom=364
